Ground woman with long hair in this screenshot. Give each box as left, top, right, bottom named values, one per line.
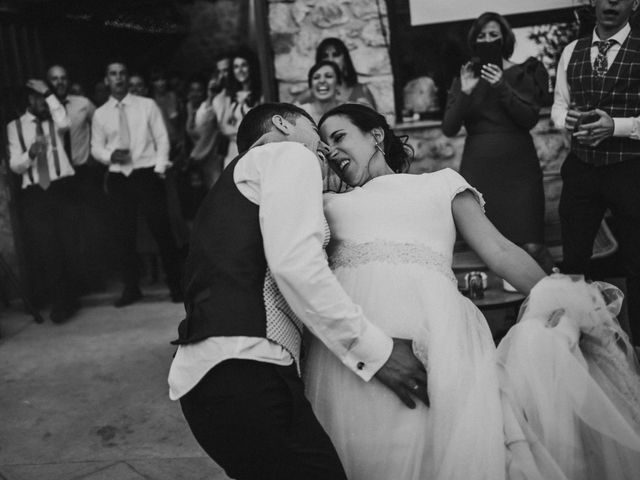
left=212, top=48, right=263, bottom=168
left=297, top=37, right=377, bottom=110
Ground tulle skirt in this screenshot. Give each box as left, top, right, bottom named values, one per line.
left=305, top=262, right=509, bottom=480
left=305, top=265, right=640, bottom=479
left=497, top=275, right=640, bottom=479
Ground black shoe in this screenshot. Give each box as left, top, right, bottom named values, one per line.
left=50, top=299, right=80, bottom=324
left=114, top=287, right=143, bottom=308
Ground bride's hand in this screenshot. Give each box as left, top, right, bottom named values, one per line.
left=374, top=338, right=429, bottom=408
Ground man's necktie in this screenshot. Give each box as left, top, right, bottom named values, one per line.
left=118, top=102, right=131, bottom=149
left=117, top=102, right=133, bottom=176
left=62, top=100, right=72, bottom=161
left=593, top=39, right=616, bottom=78
left=34, top=119, right=50, bottom=189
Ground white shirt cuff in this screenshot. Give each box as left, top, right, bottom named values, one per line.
left=613, top=117, right=634, bottom=138
left=342, top=323, right=393, bottom=382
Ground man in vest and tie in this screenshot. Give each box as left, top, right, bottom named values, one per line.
left=7, top=79, right=80, bottom=323
left=168, top=103, right=428, bottom=479
left=552, top=0, right=640, bottom=347
left=91, top=59, right=183, bottom=307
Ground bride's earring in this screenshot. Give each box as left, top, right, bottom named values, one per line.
left=375, top=142, right=385, bottom=156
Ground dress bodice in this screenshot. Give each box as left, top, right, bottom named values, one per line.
left=323, top=169, right=483, bottom=275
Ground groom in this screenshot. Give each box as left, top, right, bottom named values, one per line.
left=168, top=103, right=428, bottom=479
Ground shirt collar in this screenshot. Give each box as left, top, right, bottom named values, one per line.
left=108, top=93, right=133, bottom=107
left=592, top=23, right=631, bottom=46
left=23, top=111, right=37, bottom=122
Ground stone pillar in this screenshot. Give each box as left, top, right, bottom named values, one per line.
left=268, top=0, right=395, bottom=118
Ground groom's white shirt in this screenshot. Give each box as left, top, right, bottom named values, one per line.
left=168, top=141, right=393, bottom=400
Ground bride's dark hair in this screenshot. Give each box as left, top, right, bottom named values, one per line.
left=318, top=103, right=413, bottom=173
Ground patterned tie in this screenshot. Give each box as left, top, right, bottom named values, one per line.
left=593, top=39, right=616, bottom=78
left=34, top=119, right=50, bottom=189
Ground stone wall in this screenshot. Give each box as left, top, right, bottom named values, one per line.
left=268, top=0, right=395, bottom=118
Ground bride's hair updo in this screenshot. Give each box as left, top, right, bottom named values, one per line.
left=318, top=103, right=413, bottom=173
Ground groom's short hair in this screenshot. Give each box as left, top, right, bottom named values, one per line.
left=237, top=102, right=314, bottom=153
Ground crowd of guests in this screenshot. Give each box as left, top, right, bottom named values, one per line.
left=6, top=2, right=640, bottom=355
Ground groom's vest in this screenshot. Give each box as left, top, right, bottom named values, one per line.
left=173, top=153, right=305, bottom=368
left=567, top=33, right=640, bottom=166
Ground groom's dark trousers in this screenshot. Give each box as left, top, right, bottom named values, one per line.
left=180, top=359, right=348, bottom=480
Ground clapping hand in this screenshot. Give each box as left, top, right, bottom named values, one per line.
left=460, top=62, right=479, bottom=95
left=481, top=64, right=503, bottom=87
left=573, top=109, right=614, bottom=147
left=374, top=338, right=429, bottom=409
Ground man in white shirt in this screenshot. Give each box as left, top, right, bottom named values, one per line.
left=169, top=103, right=427, bottom=479
left=551, top=0, right=640, bottom=346
left=47, top=65, right=95, bottom=168
left=91, top=60, right=183, bottom=307
left=46, top=64, right=106, bottom=291
left=7, top=80, right=80, bottom=323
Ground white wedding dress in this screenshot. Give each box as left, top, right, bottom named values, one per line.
left=304, top=169, right=640, bottom=480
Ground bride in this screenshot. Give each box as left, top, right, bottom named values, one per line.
left=304, top=103, right=640, bottom=480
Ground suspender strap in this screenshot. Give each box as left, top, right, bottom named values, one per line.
left=47, top=119, right=61, bottom=176
left=14, top=119, right=35, bottom=184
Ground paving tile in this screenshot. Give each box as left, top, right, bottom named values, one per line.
left=127, top=458, right=230, bottom=480
left=0, top=462, right=113, bottom=480
left=74, top=462, right=144, bottom=480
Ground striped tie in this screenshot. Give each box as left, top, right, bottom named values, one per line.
left=593, top=39, right=615, bottom=78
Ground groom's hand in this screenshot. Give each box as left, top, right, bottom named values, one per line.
left=374, top=338, right=429, bottom=409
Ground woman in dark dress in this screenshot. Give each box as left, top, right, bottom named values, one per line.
left=442, top=12, right=554, bottom=273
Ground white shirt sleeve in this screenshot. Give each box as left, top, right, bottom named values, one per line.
left=90, top=109, right=113, bottom=165
left=46, top=94, right=71, bottom=130
left=238, top=142, right=393, bottom=381
left=147, top=100, right=171, bottom=173
left=551, top=41, right=575, bottom=130
left=7, top=119, right=32, bottom=174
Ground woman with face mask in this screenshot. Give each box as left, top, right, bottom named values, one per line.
left=297, top=61, right=343, bottom=123
left=442, top=12, right=554, bottom=276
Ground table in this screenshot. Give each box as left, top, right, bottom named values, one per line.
left=456, top=271, right=525, bottom=310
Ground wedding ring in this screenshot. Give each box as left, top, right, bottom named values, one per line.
left=411, top=383, right=419, bottom=391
